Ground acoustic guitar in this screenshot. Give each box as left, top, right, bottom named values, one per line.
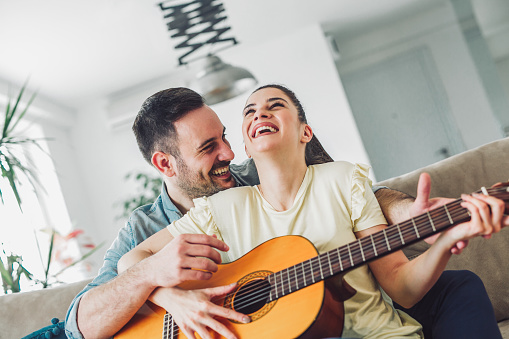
left=115, top=184, right=509, bottom=339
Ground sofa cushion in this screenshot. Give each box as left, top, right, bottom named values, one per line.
left=378, top=137, right=509, bottom=321
left=0, top=279, right=90, bottom=339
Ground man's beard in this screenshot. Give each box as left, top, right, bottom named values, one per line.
left=175, top=156, right=231, bottom=200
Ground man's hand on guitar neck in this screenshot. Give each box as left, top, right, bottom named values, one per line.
left=408, top=173, right=466, bottom=253
left=377, top=173, right=508, bottom=255
left=150, top=285, right=250, bottom=339
left=411, top=173, right=508, bottom=253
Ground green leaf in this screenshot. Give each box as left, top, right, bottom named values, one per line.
left=0, top=256, right=15, bottom=288
left=18, top=261, right=32, bottom=281
left=0, top=80, right=45, bottom=211
left=7, top=92, right=36, bottom=135
left=2, top=98, right=12, bottom=138
left=0, top=159, right=22, bottom=210
left=45, top=230, right=55, bottom=281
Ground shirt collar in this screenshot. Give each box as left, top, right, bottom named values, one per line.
left=160, top=182, right=183, bottom=218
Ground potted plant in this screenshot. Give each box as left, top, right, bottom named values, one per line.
left=1, top=84, right=104, bottom=292
left=0, top=246, right=32, bottom=294
left=0, top=82, right=41, bottom=210
left=117, top=172, right=162, bottom=219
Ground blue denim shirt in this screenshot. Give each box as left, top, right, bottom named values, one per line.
left=65, top=159, right=382, bottom=338
left=64, top=159, right=259, bottom=338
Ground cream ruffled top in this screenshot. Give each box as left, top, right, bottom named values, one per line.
left=168, top=161, right=423, bottom=338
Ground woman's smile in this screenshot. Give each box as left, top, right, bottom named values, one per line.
left=252, top=122, right=279, bottom=138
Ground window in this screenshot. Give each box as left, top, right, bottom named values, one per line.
left=0, top=121, right=82, bottom=291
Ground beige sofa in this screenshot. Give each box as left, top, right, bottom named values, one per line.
left=378, top=137, right=509, bottom=338
left=1, top=137, right=508, bottom=339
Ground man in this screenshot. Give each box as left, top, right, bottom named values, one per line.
left=65, top=87, right=504, bottom=339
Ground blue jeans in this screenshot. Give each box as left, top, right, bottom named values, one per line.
left=394, top=270, right=502, bottom=339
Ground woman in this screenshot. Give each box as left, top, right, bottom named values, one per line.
left=119, top=84, right=503, bottom=339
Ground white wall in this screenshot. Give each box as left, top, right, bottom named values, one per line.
left=497, top=57, right=509, bottom=97
left=496, top=55, right=509, bottom=135
left=333, top=2, right=504, bottom=150
left=213, top=24, right=370, bottom=167
left=56, top=23, right=369, bottom=270
left=67, top=100, right=148, bottom=261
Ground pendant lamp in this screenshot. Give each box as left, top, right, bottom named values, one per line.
left=159, top=0, right=258, bottom=104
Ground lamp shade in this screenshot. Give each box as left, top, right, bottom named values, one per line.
left=189, top=55, right=258, bottom=105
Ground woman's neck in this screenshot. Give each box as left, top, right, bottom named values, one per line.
left=255, top=153, right=308, bottom=212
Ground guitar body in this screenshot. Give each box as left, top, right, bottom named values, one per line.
left=115, top=236, right=352, bottom=338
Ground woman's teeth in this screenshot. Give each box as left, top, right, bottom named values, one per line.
left=254, top=126, right=277, bottom=138
left=212, top=166, right=229, bottom=176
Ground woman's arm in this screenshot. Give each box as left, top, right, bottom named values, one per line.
left=356, top=193, right=505, bottom=308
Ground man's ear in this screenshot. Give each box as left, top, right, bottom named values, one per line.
left=151, top=151, right=177, bottom=177
left=301, top=124, right=313, bottom=143
left=244, top=145, right=252, bottom=158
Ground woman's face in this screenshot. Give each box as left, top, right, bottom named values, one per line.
left=242, top=87, right=310, bottom=158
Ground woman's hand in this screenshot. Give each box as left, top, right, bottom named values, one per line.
left=437, top=192, right=506, bottom=253
left=151, top=284, right=250, bottom=339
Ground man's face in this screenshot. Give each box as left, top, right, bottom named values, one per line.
left=173, top=105, right=236, bottom=199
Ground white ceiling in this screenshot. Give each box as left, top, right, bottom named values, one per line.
left=0, top=0, right=505, bottom=110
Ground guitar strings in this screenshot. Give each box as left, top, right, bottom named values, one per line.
left=220, top=198, right=469, bottom=310
left=185, top=187, right=506, bottom=313
left=163, top=186, right=508, bottom=333
left=164, top=187, right=509, bottom=335
left=220, top=194, right=491, bottom=312
left=221, top=189, right=504, bottom=311
left=218, top=202, right=467, bottom=312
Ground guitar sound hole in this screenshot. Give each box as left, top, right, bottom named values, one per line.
left=232, top=279, right=271, bottom=315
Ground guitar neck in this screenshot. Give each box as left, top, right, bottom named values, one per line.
left=266, top=185, right=509, bottom=302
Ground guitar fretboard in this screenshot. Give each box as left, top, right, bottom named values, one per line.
left=157, top=185, right=509, bottom=337
left=266, top=186, right=509, bottom=302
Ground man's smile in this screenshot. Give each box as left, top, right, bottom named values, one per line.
left=211, top=165, right=230, bottom=178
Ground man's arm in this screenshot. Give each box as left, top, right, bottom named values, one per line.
left=374, top=173, right=462, bottom=250
left=68, top=229, right=237, bottom=339
left=359, top=190, right=506, bottom=308
left=65, top=221, right=163, bottom=339
left=374, top=187, right=415, bottom=225
left=374, top=173, right=509, bottom=253
left=118, top=230, right=250, bottom=339
left=375, top=173, right=455, bottom=225
left=65, top=224, right=136, bottom=339
left=76, top=261, right=159, bottom=338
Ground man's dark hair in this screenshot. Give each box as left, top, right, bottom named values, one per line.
left=251, top=84, right=334, bottom=166
left=132, top=87, right=205, bottom=164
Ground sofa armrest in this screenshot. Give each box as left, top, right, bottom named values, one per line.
left=0, top=279, right=91, bottom=339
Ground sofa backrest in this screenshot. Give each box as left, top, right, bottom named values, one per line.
left=378, top=137, right=509, bottom=199
left=378, top=137, right=509, bottom=321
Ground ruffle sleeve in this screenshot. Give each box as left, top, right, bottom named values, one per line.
left=350, top=163, right=388, bottom=232
left=166, top=197, right=224, bottom=241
